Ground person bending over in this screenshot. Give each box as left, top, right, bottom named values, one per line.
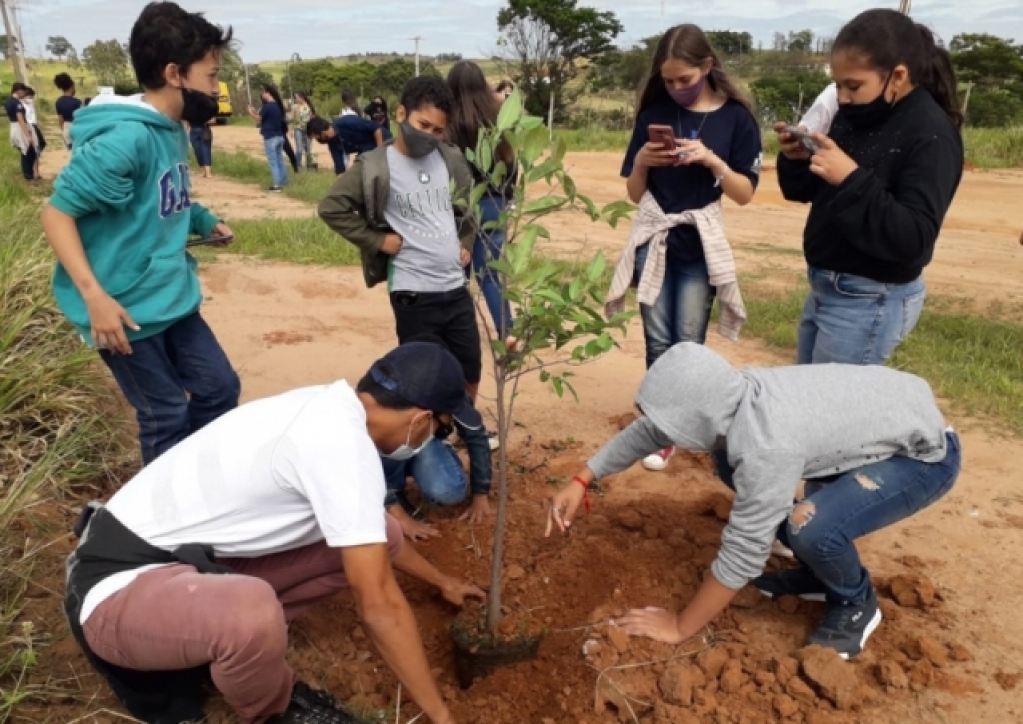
left=546, top=343, right=960, bottom=660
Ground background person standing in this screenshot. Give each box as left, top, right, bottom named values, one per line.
left=6, top=82, right=38, bottom=181
left=247, top=84, right=289, bottom=192
left=188, top=119, right=214, bottom=178
left=291, top=91, right=318, bottom=170
left=54, top=73, right=83, bottom=151
left=22, top=87, right=46, bottom=180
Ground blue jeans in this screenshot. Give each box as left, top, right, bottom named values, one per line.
left=469, top=195, right=513, bottom=337
left=189, top=128, right=212, bottom=167
left=99, top=312, right=241, bottom=465
left=797, top=267, right=926, bottom=365
left=634, top=243, right=716, bottom=369
left=713, top=432, right=961, bottom=603
left=383, top=416, right=492, bottom=507
left=294, top=128, right=315, bottom=169
left=263, top=136, right=288, bottom=187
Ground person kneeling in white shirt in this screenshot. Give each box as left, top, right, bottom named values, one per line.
left=65, top=342, right=482, bottom=724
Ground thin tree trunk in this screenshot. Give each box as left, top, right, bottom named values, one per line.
left=486, top=373, right=509, bottom=632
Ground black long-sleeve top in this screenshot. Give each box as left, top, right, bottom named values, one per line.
left=778, top=87, right=963, bottom=284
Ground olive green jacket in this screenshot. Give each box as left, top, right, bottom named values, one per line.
left=317, top=140, right=477, bottom=288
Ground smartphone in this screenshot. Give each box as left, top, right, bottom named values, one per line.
left=648, top=124, right=677, bottom=153
left=783, top=125, right=819, bottom=153
left=186, top=233, right=235, bottom=248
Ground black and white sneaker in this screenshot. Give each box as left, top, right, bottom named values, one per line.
left=268, top=186, right=283, bottom=193
left=753, top=566, right=827, bottom=602
left=267, top=681, right=355, bottom=723
left=806, top=588, right=883, bottom=660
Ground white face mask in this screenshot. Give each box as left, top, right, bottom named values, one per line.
left=381, top=413, right=434, bottom=461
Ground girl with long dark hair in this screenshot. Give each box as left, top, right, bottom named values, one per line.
left=247, top=83, right=288, bottom=191
left=340, top=89, right=362, bottom=117
left=607, top=24, right=762, bottom=473
left=446, top=60, right=517, bottom=348
left=291, top=91, right=317, bottom=170
left=776, top=9, right=963, bottom=366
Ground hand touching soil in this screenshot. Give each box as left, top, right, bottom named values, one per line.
left=458, top=494, right=491, bottom=524
left=613, top=607, right=686, bottom=645
left=439, top=577, right=485, bottom=607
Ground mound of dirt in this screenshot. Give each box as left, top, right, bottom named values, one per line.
left=20, top=447, right=981, bottom=724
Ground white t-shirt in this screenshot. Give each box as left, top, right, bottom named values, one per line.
left=79, top=381, right=388, bottom=623
left=800, top=83, right=839, bottom=134
left=23, top=99, right=36, bottom=125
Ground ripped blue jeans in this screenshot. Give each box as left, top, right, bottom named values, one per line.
left=712, top=432, right=961, bottom=603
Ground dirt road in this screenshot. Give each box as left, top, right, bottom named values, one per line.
left=201, top=124, right=1023, bottom=307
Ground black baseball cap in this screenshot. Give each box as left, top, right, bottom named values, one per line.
left=368, top=342, right=483, bottom=430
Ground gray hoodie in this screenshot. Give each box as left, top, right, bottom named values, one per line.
left=588, top=344, right=949, bottom=591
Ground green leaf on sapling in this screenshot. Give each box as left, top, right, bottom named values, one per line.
left=496, top=90, right=523, bottom=130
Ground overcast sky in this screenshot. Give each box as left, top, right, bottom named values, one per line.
left=16, top=0, right=1022, bottom=63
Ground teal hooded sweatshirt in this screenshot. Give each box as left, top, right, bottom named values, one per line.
left=49, top=94, right=219, bottom=346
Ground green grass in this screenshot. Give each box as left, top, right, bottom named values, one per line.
left=204, top=149, right=336, bottom=205
left=554, top=127, right=631, bottom=152
left=192, top=215, right=359, bottom=267
left=0, top=145, right=133, bottom=716
left=962, top=126, right=1023, bottom=168
left=554, top=125, right=1020, bottom=168
left=740, top=281, right=1023, bottom=434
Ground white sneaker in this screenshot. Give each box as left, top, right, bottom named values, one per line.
left=772, top=540, right=795, bottom=558
left=487, top=433, right=500, bottom=452
left=642, top=446, right=675, bottom=471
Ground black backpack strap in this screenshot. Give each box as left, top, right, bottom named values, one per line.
left=72, top=501, right=104, bottom=539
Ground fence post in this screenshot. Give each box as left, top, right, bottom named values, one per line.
left=548, top=88, right=555, bottom=141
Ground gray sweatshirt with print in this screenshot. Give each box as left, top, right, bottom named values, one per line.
left=588, top=343, right=949, bottom=591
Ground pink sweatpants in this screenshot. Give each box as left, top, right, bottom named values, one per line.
left=82, top=515, right=404, bottom=724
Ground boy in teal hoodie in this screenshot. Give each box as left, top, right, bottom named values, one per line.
left=42, top=2, right=239, bottom=465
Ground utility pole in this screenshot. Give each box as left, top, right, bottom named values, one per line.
left=0, top=0, right=28, bottom=83
left=411, top=36, right=421, bottom=77
left=287, top=52, right=299, bottom=99
left=10, top=0, right=28, bottom=82
left=961, top=81, right=973, bottom=123
left=243, top=60, right=252, bottom=107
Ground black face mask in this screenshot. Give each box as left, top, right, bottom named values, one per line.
left=837, top=74, right=895, bottom=129
left=180, top=86, right=220, bottom=127
left=400, top=121, right=440, bottom=158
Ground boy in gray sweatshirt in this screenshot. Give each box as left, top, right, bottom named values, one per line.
left=546, top=343, right=960, bottom=658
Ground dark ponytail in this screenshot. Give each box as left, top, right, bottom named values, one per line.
left=833, top=9, right=962, bottom=130
left=263, top=83, right=285, bottom=114
left=915, top=24, right=963, bottom=130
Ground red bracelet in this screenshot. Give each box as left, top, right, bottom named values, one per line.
left=572, top=476, right=592, bottom=514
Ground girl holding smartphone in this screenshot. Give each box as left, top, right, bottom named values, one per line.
left=775, top=9, right=963, bottom=366
left=617, top=24, right=762, bottom=472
